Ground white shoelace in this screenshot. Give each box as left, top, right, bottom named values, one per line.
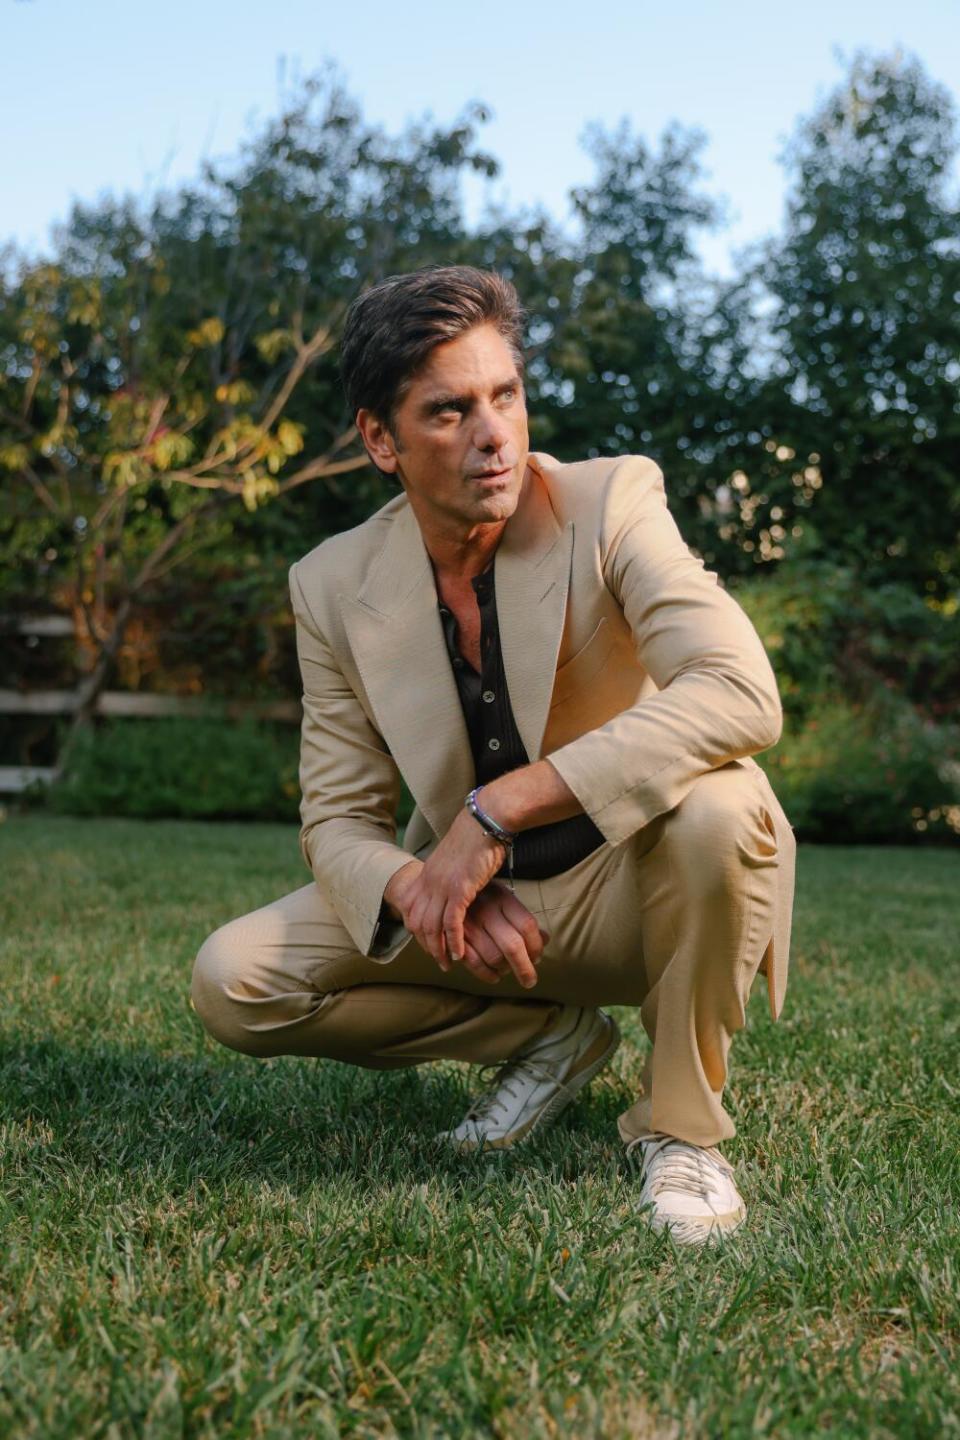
left=625, top=1132, right=733, bottom=1201
left=467, top=1055, right=574, bottom=1124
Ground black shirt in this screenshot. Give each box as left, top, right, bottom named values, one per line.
left=436, top=561, right=605, bottom=880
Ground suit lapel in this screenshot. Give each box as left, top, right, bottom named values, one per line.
left=339, top=502, right=474, bottom=840
left=339, top=455, right=573, bottom=838
left=494, top=456, right=574, bottom=764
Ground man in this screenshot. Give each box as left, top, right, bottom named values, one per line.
left=192, top=265, right=796, bottom=1246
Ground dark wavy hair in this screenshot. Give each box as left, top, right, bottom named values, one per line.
left=339, top=265, right=526, bottom=431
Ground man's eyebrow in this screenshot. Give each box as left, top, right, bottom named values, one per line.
left=422, top=391, right=465, bottom=413
left=421, top=377, right=522, bottom=414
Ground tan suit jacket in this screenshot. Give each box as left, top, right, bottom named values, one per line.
left=288, top=452, right=794, bottom=1020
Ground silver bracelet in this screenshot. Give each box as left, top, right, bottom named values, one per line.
left=465, top=786, right=518, bottom=891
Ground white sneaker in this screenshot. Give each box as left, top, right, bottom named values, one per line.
left=434, top=1005, right=621, bottom=1152
left=626, top=1132, right=746, bottom=1244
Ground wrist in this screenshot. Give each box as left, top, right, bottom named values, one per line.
left=382, top=859, right=423, bottom=921
left=474, top=781, right=516, bottom=835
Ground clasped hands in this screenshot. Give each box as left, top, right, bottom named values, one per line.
left=382, top=805, right=547, bottom=988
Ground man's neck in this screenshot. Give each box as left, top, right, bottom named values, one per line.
left=400, top=491, right=510, bottom=583
left=399, top=458, right=531, bottom=583
left=423, top=523, right=505, bottom=584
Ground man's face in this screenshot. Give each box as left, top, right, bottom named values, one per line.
left=357, top=323, right=529, bottom=535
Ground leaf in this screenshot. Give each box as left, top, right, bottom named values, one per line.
left=276, top=419, right=305, bottom=456
left=240, top=468, right=279, bottom=512
left=103, top=451, right=147, bottom=489
left=186, top=316, right=225, bottom=348
left=254, top=328, right=295, bottom=364
left=0, top=443, right=30, bottom=470
left=151, top=432, right=194, bottom=471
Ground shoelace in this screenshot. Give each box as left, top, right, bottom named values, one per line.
left=625, top=1132, right=733, bottom=1201
left=467, top=1054, right=576, bottom=1124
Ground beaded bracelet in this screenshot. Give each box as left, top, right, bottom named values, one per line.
left=464, top=785, right=518, bottom=891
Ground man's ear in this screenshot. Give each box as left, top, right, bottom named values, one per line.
left=356, top=407, right=400, bottom=475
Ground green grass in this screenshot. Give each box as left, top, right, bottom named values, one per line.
left=1, top=814, right=958, bottom=1439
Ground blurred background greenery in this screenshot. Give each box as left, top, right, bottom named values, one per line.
left=2, top=50, right=958, bottom=844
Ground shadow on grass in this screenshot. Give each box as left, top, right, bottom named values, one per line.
left=0, top=1034, right=632, bottom=1194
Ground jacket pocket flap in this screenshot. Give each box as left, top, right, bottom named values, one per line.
left=550, top=618, right=615, bottom=708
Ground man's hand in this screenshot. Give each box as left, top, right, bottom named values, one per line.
left=393, top=807, right=512, bottom=972
left=382, top=857, right=547, bottom=988
left=381, top=764, right=579, bottom=984
left=459, top=882, right=549, bottom=987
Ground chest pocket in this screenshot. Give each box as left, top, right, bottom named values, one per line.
left=550, top=618, right=616, bottom=709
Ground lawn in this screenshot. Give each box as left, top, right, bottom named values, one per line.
left=1, top=814, right=958, bottom=1439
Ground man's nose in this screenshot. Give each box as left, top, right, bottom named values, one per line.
left=472, top=403, right=511, bottom=452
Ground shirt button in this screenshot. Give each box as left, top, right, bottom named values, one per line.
left=488, top=737, right=501, bottom=751
left=482, top=690, right=495, bottom=703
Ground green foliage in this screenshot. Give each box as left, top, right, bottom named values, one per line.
left=3, top=50, right=960, bottom=850
left=0, top=68, right=503, bottom=636
left=35, top=715, right=418, bottom=827
left=736, top=559, right=960, bottom=842
left=743, top=50, right=960, bottom=595
left=44, top=717, right=301, bottom=821
left=757, top=697, right=960, bottom=843
left=733, top=559, right=960, bottom=725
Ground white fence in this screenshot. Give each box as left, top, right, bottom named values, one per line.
left=1, top=615, right=300, bottom=793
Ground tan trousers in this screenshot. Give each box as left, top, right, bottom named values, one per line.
left=191, top=762, right=793, bottom=1147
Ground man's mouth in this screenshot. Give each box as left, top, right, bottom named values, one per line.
left=469, top=465, right=512, bottom=482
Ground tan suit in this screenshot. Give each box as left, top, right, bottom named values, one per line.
left=192, top=453, right=796, bottom=1146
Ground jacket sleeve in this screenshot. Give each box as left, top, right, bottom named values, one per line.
left=289, top=559, right=416, bottom=962
left=545, top=456, right=783, bottom=844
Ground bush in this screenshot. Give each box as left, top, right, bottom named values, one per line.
left=43, top=716, right=302, bottom=821
left=732, top=560, right=960, bottom=726
left=35, top=715, right=418, bottom=828
left=756, top=697, right=960, bottom=844
left=732, top=560, right=960, bottom=842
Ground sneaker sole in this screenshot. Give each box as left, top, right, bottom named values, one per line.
left=444, top=1011, right=622, bottom=1153
left=642, top=1204, right=747, bottom=1245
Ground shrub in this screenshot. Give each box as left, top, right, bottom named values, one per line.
left=756, top=697, right=960, bottom=843
left=732, top=560, right=960, bottom=842
left=44, top=716, right=302, bottom=821
left=732, top=560, right=960, bottom=726
left=36, top=715, right=418, bottom=828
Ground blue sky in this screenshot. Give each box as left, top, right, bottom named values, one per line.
left=3, top=0, right=958, bottom=278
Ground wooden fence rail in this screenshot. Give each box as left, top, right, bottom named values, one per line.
left=2, top=614, right=302, bottom=793
left=0, top=689, right=301, bottom=722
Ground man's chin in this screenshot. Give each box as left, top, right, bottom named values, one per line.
left=471, top=489, right=519, bottom=522
left=467, top=469, right=524, bottom=515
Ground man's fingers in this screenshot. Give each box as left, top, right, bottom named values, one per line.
left=422, top=895, right=450, bottom=968
left=481, top=913, right=538, bottom=989
left=460, top=941, right=503, bottom=985
left=502, top=940, right=538, bottom=989
left=464, top=920, right=508, bottom=975
left=499, top=893, right=549, bottom=963
left=442, top=899, right=467, bottom=965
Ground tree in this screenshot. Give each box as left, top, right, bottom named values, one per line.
left=0, top=70, right=498, bottom=735
left=738, top=49, right=960, bottom=596
left=523, top=118, right=756, bottom=562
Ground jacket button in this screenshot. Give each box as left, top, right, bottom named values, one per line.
left=488, top=737, right=501, bottom=751
left=482, top=690, right=495, bottom=703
